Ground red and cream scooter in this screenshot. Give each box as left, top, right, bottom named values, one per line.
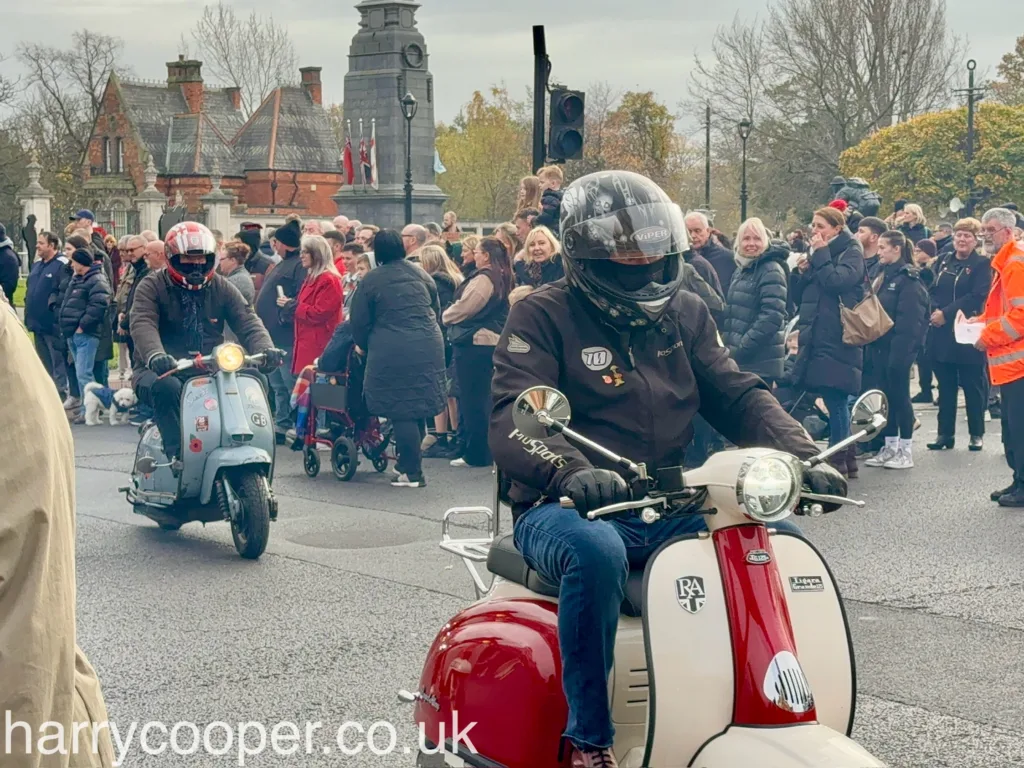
left=402, top=385, right=889, bottom=768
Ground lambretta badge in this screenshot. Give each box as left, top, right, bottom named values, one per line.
left=746, top=549, right=771, bottom=565
left=675, top=576, right=706, bottom=614
left=763, top=651, right=814, bottom=713
left=507, top=334, right=531, bottom=354
left=581, top=346, right=612, bottom=371
left=508, top=429, right=567, bottom=468
left=789, top=576, right=824, bottom=593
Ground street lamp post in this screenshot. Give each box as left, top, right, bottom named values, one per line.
left=400, top=91, right=418, bottom=226
left=738, top=118, right=752, bottom=222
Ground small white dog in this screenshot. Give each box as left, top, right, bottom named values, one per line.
left=83, top=381, right=138, bottom=426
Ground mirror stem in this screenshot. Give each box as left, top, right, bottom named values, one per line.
left=806, top=427, right=872, bottom=467
left=545, top=419, right=642, bottom=476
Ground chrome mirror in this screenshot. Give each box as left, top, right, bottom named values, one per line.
left=851, top=389, right=888, bottom=441
left=512, top=386, right=571, bottom=439
left=135, top=456, right=158, bottom=475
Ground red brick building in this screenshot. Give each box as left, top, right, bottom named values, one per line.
left=81, top=56, right=342, bottom=223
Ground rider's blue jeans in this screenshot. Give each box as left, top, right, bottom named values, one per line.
left=513, top=501, right=802, bottom=751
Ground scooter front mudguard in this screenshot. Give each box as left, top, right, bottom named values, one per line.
left=416, top=598, right=570, bottom=768
left=199, top=446, right=273, bottom=505
left=689, top=724, right=884, bottom=767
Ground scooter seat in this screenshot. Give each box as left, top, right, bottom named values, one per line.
left=487, top=533, right=644, bottom=618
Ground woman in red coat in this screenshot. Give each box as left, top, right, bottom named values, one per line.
left=283, top=234, right=343, bottom=374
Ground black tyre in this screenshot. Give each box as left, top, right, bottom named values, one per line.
left=303, top=446, right=321, bottom=478
left=230, top=472, right=272, bottom=559
left=331, top=436, right=359, bottom=481
left=372, top=455, right=388, bottom=473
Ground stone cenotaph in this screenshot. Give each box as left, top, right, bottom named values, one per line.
left=333, top=0, right=447, bottom=228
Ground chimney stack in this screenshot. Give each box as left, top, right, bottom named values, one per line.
left=300, top=66, right=323, bottom=106
left=225, top=86, right=242, bottom=111
left=167, top=54, right=204, bottom=114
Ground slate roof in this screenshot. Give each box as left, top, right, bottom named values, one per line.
left=232, top=87, right=341, bottom=172
left=113, top=76, right=336, bottom=177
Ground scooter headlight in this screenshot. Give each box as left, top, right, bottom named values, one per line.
left=214, top=343, right=245, bottom=373
left=737, top=454, right=802, bottom=523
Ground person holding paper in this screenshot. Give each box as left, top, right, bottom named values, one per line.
left=976, top=208, right=1024, bottom=507
left=924, top=217, right=992, bottom=452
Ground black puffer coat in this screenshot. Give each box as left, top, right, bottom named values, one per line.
left=926, top=250, right=992, bottom=366
left=899, top=222, right=931, bottom=245
left=58, top=263, right=110, bottom=339
left=534, top=188, right=563, bottom=235
left=349, top=260, right=447, bottom=421
left=791, top=229, right=866, bottom=395
left=865, top=261, right=929, bottom=373
left=721, top=244, right=789, bottom=380
left=514, top=257, right=564, bottom=288
left=698, top=239, right=737, bottom=292
left=432, top=271, right=459, bottom=365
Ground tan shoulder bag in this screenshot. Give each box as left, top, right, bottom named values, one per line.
left=840, top=275, right=893, bottom=346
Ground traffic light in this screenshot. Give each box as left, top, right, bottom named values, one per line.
left=548, top=89, right=585, bottom=161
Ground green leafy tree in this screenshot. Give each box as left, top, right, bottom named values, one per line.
left=435, top=88, right=531, bottom=221
left=991, top=35, right=1024, bottom=106
left=839, top=103, right=1024, bottom=213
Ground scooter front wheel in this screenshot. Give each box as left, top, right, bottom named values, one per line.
left=230, top=472, right=272, bottom=559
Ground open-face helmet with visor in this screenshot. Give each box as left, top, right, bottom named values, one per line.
left=165, top=221, right=218, bottom=291
left=559, top=170, right=689, bottom=327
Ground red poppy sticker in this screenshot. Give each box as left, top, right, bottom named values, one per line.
left=189, top=437, right=203, bottom=453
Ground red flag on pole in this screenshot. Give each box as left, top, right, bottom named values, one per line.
left=342, top=135, right=355, bottom=186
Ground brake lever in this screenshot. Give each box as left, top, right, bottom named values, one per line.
left=800, top=491, right=865, bottom=507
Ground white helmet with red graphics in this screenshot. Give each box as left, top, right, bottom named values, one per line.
left=165, top=221, right=218, bottom=290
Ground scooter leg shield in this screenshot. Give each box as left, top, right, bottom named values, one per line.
left=688, top=724, right=885, bottom=767
left=415, top=598, right=568, bottom=768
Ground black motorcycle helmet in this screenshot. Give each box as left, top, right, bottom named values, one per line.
left=559, top=170, right=689, bottom=328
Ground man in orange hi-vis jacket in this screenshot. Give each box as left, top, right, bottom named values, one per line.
left=976, top=207, right=1024, bottom=507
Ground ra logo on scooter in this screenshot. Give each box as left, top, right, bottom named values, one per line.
left=675, top=576, right=706, bottom=614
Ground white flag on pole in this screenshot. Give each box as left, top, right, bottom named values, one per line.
left=434, top=149, right=447, bottom=174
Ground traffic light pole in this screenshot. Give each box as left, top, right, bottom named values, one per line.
left=532, top=25, right=549, bottom=173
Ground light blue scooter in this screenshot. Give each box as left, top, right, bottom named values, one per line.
left=119, top=342, right=283, bottom=559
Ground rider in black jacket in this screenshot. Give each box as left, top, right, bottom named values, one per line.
left=488, top=171, right=846, bottom=768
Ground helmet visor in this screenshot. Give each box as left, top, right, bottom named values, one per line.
left=562, top=202, right=688, bottom=261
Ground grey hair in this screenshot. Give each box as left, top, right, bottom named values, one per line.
left=300, top=234, right=340, bottom=280
left=126, top=234, right=146, bottom=249
left=982, top=208, right=1018, bottom=230
left=734, top=217, right=770, bottom=258
left=117, top=235, right=130, bottom=248
left=404, top=224, right=428, bottom=245
left=685, top=211, right=710, bottom=228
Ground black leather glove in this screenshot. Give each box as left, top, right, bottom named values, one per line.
left=560, top=468, right=630, bottom=519
left=148, top=353, right=176, bottom=376
left=259, top=348, right=286, bottom=372
left=802, top=462, right=849, bottom=513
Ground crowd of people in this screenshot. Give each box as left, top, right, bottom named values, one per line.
left=4, top=168, right=1024, bottom=503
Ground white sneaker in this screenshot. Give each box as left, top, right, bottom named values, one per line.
left=450, top=458, right=468, bottom=468
left=865, top=444, right=897, bottom=467
left=63, top=395, right=81, bottom=410
left=884, top=447, right=914, bottom=469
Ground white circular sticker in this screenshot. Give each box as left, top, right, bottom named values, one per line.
left=581, top=346, right=612, bottom=371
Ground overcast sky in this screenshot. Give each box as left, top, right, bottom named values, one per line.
left=1, top=0, right=1018, bottom=129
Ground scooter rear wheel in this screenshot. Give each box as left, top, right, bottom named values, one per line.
left=229, top=472, right=272, bottom=559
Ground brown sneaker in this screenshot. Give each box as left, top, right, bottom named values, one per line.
left=571, top=747, right=618, bottom=768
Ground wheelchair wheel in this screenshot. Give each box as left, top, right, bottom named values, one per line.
left=331, top=436, right=359, bottom=481
left=372, top=455, right=388, bottom=473
left=303, top=445, right=321, bottom=478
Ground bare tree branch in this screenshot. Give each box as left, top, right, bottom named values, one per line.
left=182, top=1, right=298, bottom=117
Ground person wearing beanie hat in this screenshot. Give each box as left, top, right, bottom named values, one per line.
left=59, top=245, right=111, bottom=408
left=253, top=218, right=309, bottom=440
left=235, top=227, right=275, bottom=292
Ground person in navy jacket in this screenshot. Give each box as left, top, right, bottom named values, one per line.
left=24, top=230, right=73, bottom=398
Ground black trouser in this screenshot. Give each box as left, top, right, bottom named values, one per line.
left=392, top=419, right=426, bottom=478
left=1001, top=377, right=1024, bottom=487
left=917, top=356, right=935, bottom=396
left=881, top=364, right=914, bottom=439
left=934, top=362, right=987, bottom=439
left=135, top=368, right=270, bottom=461
left=94, top=357, right=108, bottom=387
left=453, top=342, right=495, bottom=467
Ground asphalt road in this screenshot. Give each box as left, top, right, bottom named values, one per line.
left=70, top=404, right=1024, bottom=767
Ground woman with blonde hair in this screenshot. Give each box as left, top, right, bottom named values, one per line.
left=284, top=234, right=343, bottom=376
left=898, top=203, right=931, bottom=244
left=720, top=217, right=789, bottom=386
left=492, top=223, right=523, bottom=263
left=418, top=244, right=464, bottom=458
left=514, top=225, right=564, bottom=287
left=515, top=175, right=542, bottom=216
